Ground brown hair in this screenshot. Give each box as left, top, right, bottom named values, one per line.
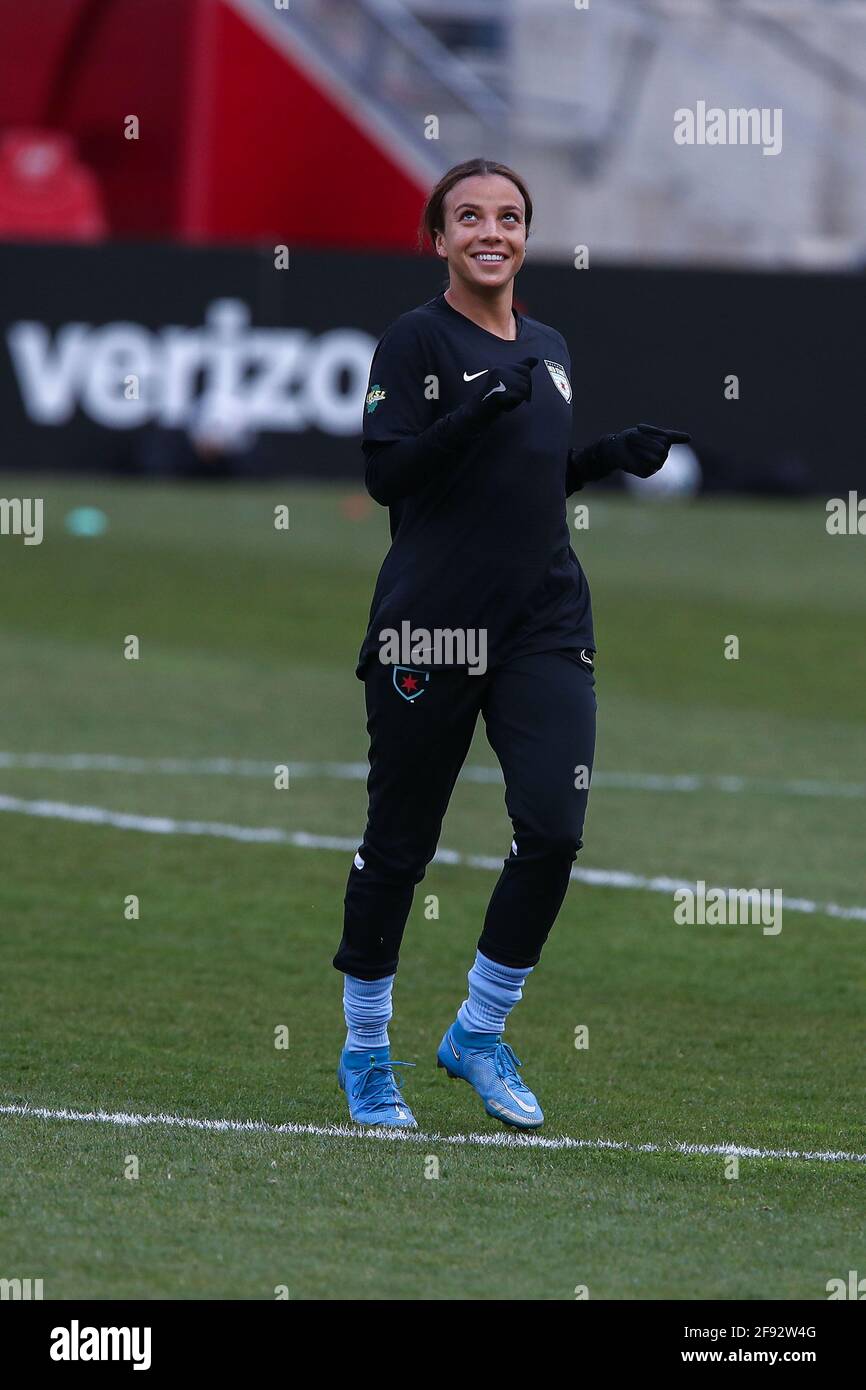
left=417, top=157, right=533, bottom=254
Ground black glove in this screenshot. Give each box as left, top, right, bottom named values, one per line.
left=473, top=357, right=538, bottom=421
left=597, top=423, right=691, bottom=478
left=364, top=358, right=537, bottom=505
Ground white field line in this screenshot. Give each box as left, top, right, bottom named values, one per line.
left=0, top=752, right=864, bottom=800
left=1, top=791, right=865, bottom=922
left=1, top=1102, right=863, bottom=1165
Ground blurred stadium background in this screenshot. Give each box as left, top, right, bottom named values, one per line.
left=1, top=0, right=865, bottom=1303
left=1, top=0, right=865, bottom=487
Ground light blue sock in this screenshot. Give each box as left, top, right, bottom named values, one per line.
left=457, top=950, right=533, bottom=1035
left=343, top=973, right=394, bottom=1051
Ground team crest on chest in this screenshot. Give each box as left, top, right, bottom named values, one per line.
left=544, top=359, right=572, bottom=403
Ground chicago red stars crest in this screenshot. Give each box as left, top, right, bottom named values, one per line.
left=544, top=359, right=572, bottom=403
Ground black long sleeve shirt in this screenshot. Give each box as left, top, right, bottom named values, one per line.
left=356, top=292, right=601, bottom=677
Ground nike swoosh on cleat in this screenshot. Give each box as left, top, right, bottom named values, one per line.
left=502, top=1081, right=537, bottom=1113
left=489, top=1099, right=537, bottom=1125
left=447, top=1034, right=461, bottom=1061
left=482, top=381, right=506, bottom=401
left=463, top=369, right=489, bottom=381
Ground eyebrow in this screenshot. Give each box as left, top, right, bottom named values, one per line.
left=453, top=202, right=523, bottom=214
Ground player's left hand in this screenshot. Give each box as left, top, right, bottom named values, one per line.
left=601, top=423, right=691, bottom=478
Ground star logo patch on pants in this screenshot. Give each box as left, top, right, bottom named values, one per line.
left=393, top=667, right=429, bottom=701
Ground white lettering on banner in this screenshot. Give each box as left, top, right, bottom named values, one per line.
left=6, top=300, right=376, bottom=436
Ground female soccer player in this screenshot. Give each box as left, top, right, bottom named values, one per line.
left=333, top=158, right=688, bottom=1130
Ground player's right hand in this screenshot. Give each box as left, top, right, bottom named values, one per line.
left=476, top=357, right=538, bottom=416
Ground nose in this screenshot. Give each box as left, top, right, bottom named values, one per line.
left=475, top=215, right=502, bottom=239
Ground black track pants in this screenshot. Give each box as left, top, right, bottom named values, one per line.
left=332, top=649, right=597, bottom=980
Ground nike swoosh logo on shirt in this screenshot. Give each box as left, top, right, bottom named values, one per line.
left=482, top=381, right=506, bottom=401
left=463, top=369, right=489, bottom=381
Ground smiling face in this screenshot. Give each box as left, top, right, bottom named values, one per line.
left=434, top=173, right=527, bottom=292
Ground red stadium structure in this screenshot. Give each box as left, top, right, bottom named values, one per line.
left=0, top=0, right=427, bottom=247
left=0, top=127, right=108, bottom=240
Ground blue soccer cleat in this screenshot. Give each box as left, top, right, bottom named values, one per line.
left=337, top=1045, right=418, bottom=1128
left=436, top=1018, right=543, bottom=1129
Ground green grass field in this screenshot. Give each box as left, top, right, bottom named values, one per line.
left=1, top=476, right=864, bottom=1300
